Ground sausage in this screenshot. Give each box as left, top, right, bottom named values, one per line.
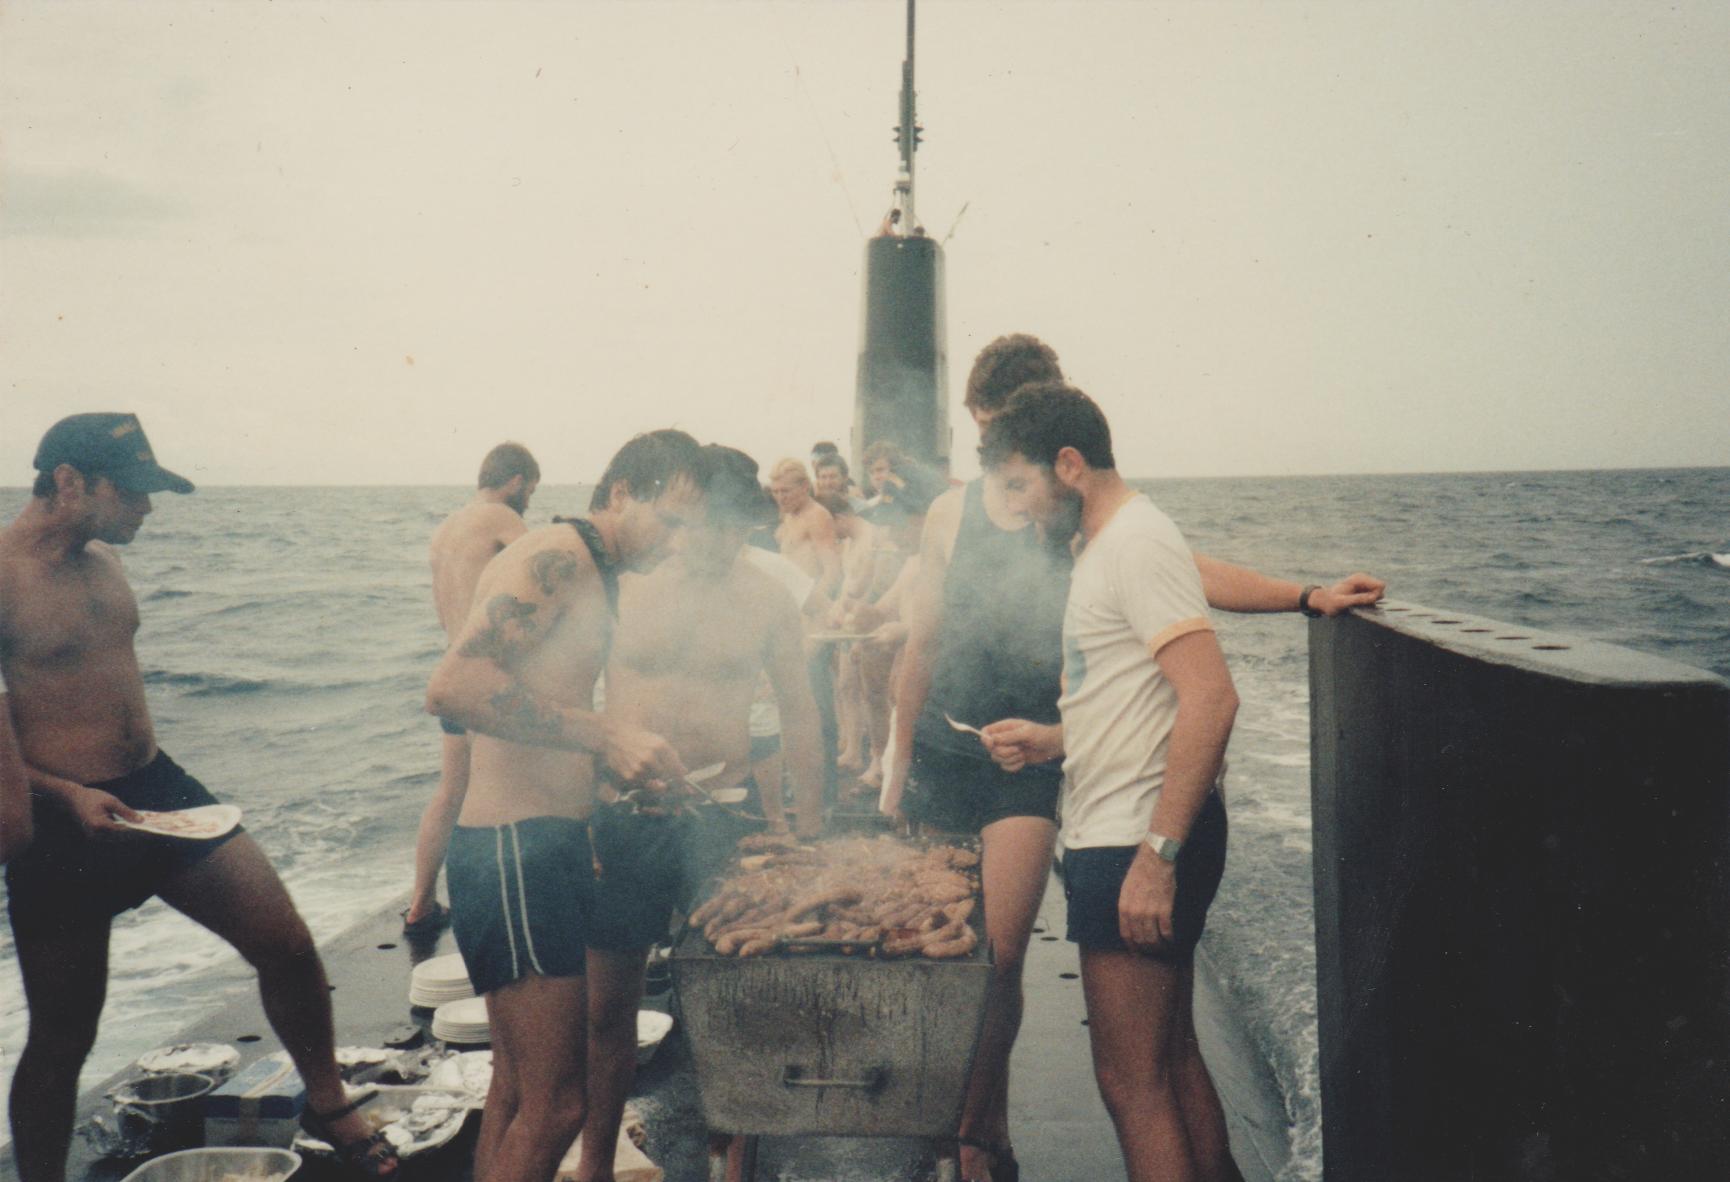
left=882, top=919, right=963, bottom=958
left=924, top=926, right=979, bottom=959
left=715, top=927, right=772, bottom=956
left=690, top=894, right=728, bottom=927
left=782, top=887, right=864, bottom=924
left=876, top=901, right=924, bottom=930
left=709, top=906, right=780, bottom=944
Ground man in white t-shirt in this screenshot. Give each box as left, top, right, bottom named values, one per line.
left=980, top=382, right=1243, bottom=1182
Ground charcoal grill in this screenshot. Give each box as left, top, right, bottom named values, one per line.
left=671, top=899, right=991, bottom=1179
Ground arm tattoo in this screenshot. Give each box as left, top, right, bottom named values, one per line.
left=459, top=594, right=540, bottom=660
left=531, top=549, right=581, bottom=596
left=488, top=683, right=565, bottom=744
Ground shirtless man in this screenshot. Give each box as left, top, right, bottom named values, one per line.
left=605, top=445, right=823, bottom=1181
left=1, top=414, right=397, bottom=1182
left=768, top=458, right=844, bottom=808
left=889, top=336, right=1385, bottom=1182
left=425, top=429, right=702, bottom=1182
left=768, top=459, right=840, bottom=600
left=406, top=443, right=539, bottom=933
left=606, top=444, right=824, bottom=851
left=817, top=494, right=884, bottom=777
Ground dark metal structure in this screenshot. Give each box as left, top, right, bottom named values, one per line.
left=852, top=0, right=950, bottom=476
left=1309, top=602, right=1730, bottom=1180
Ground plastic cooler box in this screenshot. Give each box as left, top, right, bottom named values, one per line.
left=203, top=1052, right=306, bottom=1147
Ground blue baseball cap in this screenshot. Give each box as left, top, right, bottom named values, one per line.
left=33, top=413, right=195, bottom=494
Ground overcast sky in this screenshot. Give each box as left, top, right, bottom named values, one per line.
left=4, top=0, right=1727, bottom=486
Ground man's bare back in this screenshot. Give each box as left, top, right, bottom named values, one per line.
left=430, top=500, right=529, bottom=640
left=408, top=475, right=533, bottom=929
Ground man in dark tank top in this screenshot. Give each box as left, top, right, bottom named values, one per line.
left=889, top=335, right=1384, bottom=1182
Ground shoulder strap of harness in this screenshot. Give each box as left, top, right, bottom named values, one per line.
left=560, top=517, right=619, bottom=618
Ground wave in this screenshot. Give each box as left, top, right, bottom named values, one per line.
left=1639, top=551, right=1730, bottom=568
left=142, top=670, right=272, bottom=695
left=145, top=588, right=195, bottom=601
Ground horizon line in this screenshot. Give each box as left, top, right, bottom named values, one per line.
left=2, top=461, right=1726, bottom=491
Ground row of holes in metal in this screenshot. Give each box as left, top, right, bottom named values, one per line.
left=1377, top=605, right=1570, bottom=650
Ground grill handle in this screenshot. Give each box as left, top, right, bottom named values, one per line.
left=780, top=1064, right=887, bottom=1093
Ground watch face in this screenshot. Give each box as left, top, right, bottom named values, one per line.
left=1145, top=834, right=1181, bottom=861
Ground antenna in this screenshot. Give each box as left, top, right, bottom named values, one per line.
left=890, top=0, right=922, bottom=232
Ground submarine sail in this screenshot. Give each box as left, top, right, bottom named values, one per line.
left=853, top=0, right=950, bottom=476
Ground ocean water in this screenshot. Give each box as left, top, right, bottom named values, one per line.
left=1, top=470, right=1727, bottom=1178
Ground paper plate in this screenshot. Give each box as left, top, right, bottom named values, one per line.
left=293, top=1088, right=470, bottom=1160
left=423, top=1051, right=492, bottom=1106
left=412, top=953, right=472, bottom=985
left=431, top=997, right=490, bottom=1045
left=409, top=954, right=475, bottom=1007
left=134, top=1043, right=240, bottom=1081
left=118, top=805, right=242, bottom=841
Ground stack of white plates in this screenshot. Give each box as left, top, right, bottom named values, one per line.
left=409, top=954, right=475, bottom=1009
left=430, top=997, right=490, bottom=1046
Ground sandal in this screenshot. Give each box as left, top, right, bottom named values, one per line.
left=400, top=900, right=450, bottom=936
left=957, top=1136, right=1019, bottom=1182
left=301, top=1092, right=400, bottom=1178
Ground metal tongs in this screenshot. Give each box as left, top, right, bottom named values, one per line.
left=616, top=762, right=757, bottom=818
left=675, top=763, right=770, bottom=823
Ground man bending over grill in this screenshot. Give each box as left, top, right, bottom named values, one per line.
left=605, top=443, right=825, bottom=857
left=426, top=429, right=703, bottom=1182
left=601, top=445, right=827, bottom=1178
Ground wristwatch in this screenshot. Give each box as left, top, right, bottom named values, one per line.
left=1143, top=831, right=1182, bottom=862
left=1298, top=584, right=1325, bottom=618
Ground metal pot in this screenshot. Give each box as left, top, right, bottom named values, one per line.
left=105, top=1071, right=216, bottom=1155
